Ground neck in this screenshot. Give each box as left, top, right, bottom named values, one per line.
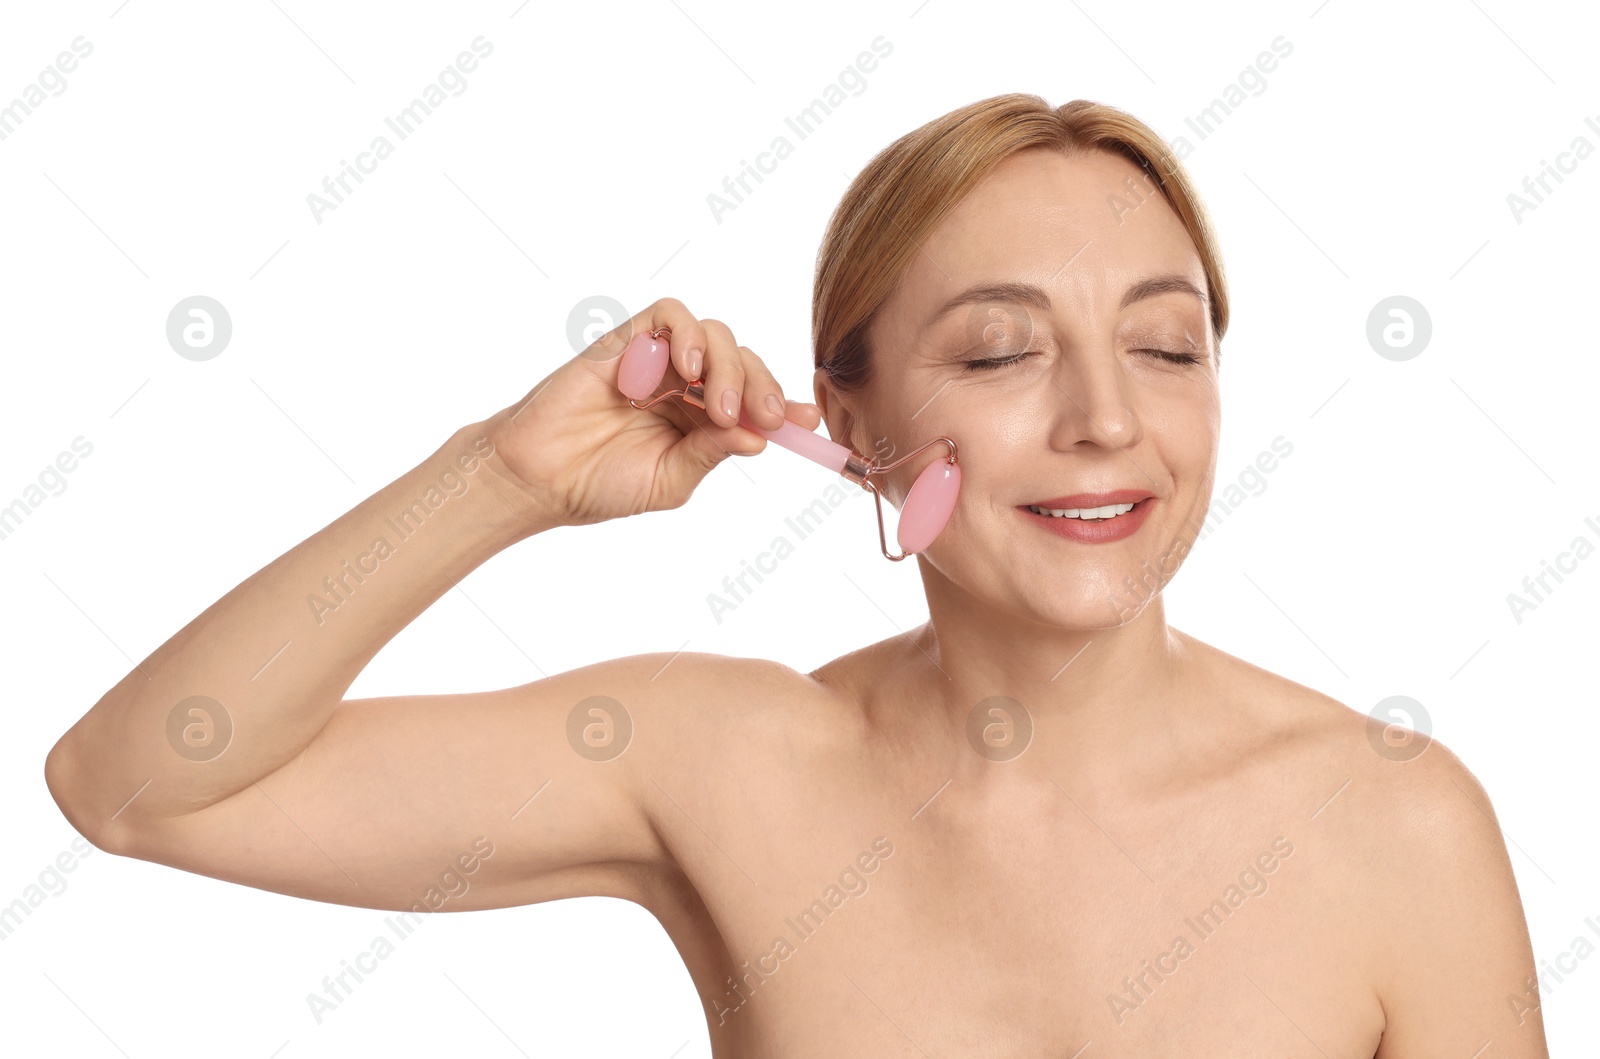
left=890, top=559, right=1195, bottom=781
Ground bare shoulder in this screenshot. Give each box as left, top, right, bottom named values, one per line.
left=601, top=648, right=861, bottom=763
left=1182, top=630, right=1511, bottom=837
left=1178, top=632, right=1542, bottom=1049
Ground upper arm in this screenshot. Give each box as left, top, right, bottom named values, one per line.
left=116, top=652, right=716, bottom=915
left=1370, top=738, right=1550, bottom=1058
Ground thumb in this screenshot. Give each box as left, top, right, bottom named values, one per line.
left=657, top=422, right=765, bottom=506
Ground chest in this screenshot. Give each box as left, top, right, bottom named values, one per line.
left=646, top=763, right=1383, bottom=1057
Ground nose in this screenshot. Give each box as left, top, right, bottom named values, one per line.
left=1044, top=343, right=1143, bottom=452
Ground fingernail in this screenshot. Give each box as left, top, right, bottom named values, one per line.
left=686, top=347, right=703, bottom=379
left=764, top=393, right=784, bottom=419
left=721, top=388, right=739, bottom=420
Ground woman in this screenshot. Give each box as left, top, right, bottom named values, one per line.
left=44, top=94, right=1547, bottom=1055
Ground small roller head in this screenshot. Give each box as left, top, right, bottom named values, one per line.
left=617, top=330, right=671, bottom=402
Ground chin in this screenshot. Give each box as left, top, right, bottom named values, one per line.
left=1044, top=591, right=1149, bottom=630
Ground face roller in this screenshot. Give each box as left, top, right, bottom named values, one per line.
left=615, top=326, right=960, bottom=561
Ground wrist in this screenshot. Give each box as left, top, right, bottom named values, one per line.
left=446, top=420, right=564, bottom=541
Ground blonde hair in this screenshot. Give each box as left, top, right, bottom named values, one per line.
left=812, top=94, right=1229, bottom=392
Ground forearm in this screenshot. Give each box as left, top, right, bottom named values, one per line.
left=46, top=419, right=552, bottom=839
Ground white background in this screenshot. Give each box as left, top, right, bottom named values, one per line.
left=2, top=0, right=1596, bottom=1054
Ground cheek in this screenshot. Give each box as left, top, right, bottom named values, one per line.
left=933, top=404, right=1033, bottom=496
left=1145, top=386, right=1219, bottom=454
left=875, top=398, right=991, bottom=500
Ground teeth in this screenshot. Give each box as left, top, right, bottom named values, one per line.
left=1028, top=502, right=1136, bottom=520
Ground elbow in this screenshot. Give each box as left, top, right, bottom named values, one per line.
left=43, top=733, right=137, bottom=858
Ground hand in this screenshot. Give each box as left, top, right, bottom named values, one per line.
left=477, top=297, right=823, bottom=528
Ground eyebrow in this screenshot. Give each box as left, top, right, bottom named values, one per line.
left=926, top=274, right=1208, bottom=329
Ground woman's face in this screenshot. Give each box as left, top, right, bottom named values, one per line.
left=818, top=147, right=1221, bottom=628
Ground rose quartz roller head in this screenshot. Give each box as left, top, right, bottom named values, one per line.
left=616, top=326, right=959, bottom=560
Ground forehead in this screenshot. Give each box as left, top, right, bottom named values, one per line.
left=890, top=147, right=1205, bottom=325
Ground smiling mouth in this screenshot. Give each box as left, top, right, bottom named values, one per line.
left=1023, top=502, right=1138, bottom=521
left=1015, top=496, right=1156, bottom=541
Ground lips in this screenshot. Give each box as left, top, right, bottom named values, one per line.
left=1020, top=495, right=1154, bottom=543
left=1021, top=489, right=1155, bottom=509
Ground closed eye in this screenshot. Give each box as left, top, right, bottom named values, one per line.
left=963, top=349, right=1202, bottom=371
left=1142, top=349, right=1203, bottom=365
left=963, top=351, right=1033, bottom=371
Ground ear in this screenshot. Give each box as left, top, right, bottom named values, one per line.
left=813, top=366, right=862, bottom=454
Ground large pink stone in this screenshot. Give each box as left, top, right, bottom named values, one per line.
left=897, top=459, right=960, bottom=554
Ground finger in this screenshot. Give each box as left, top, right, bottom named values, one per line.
left=654, top=385, right=755, bottom=448
left=698, top=319, right=748, bottom=429
left=648, top=297, right=710, bottom=386
left=643, top=385, right=698, bottom=436
left=735, top=345, right=787, bottom=431
left=668, top=394, right=812, bottom=459
left=656, top=414, right=749, bottom=509
left=672, top=402, right=766, bottom=462
left=580, top=297, right=705, bottom=397
left=783, top=399, right=823, bottom=432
